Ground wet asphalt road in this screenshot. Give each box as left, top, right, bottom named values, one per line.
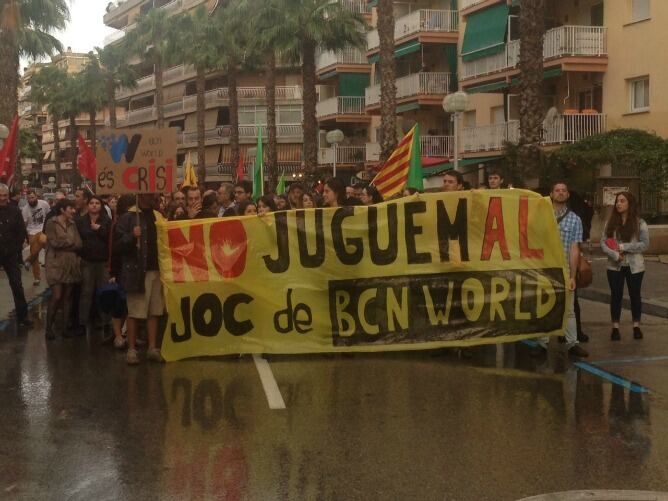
left=1, top=294, right=667, bottom=501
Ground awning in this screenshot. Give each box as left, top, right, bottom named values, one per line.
left=367, top=40, right=422, bottom=64
left=338, top=73, right=369, bottom=97
left=422, top=156, right=501, bottom=177
left=468, top=68, right=563, bottom=94
left=461, top=3, right=510, bottom=62
left=396, top=102, right=420, bottom=113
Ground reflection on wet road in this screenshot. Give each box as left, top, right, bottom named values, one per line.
left=1, top=299, right=667, bottom=500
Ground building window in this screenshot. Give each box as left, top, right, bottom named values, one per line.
left=629, top=77, right=649, bottom=112
left=631, top=0, right=650, bottom=22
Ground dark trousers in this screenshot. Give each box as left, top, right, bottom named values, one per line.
left=0, top=253, right=28, bottom=321
left=574, top=290, right=583, bottom=335
left=79, top=261, right=110, bottom=326
left=607, top=268, right=644, bottom=322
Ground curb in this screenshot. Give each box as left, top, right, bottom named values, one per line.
left=578, top=287, right=668, bottom=319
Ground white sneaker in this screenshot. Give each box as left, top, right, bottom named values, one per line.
left=126, top=348, right=140, bottom=365
left=113, top=336, right=127, bottom=350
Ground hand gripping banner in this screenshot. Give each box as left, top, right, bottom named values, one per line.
left=157, top=190, right=568, bottom=361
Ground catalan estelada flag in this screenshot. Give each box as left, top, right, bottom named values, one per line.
left=371, top=124, right=423, bottom=199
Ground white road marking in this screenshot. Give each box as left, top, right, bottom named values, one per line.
left=252, top=354, right=286, bottom=410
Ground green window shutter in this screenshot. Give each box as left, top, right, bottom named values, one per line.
left=461, top=3, right=510, bottom=62
left=338, top=73, right=370, bottom=97
left=394, top=40, right=421, bottom=58
left=445, top=44, right=458, bottom=92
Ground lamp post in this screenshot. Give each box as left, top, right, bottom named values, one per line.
left=442, top=91, right=470, bottom=172
left=326, top=129, right=344, bottom=178
left=47, top=176, right=56, bottom=192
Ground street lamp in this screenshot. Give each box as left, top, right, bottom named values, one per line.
left=442, top=91, right=470, bottom=172
left=47, top=176, right=56, bottom=192
left=326, top=129, right=344, bottom=178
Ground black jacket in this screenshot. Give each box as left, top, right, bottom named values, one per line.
left=76, top=214, right=111, bottom=263
left=0, top=203, right=27, bottom=258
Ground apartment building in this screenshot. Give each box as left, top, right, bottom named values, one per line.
left=37, top=49, right=107, bottom=189
left=103, top=0, right=306, bottom=184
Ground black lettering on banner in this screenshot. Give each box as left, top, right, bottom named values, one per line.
left=437, top=199, right=469, bottom=262
left=193, top=293, right=223, bottom=336
left=170, top=293, right=254, bottom=340
left=329, top=268, right=565, bottom=346
left=263, top=211, right=290, bottom=273
left=296, top=209, right=325, bottom=268
left=273, top=288, right=313, bottom=334
left=404, top=201, right=432, bottom=264
left=224, top=293, right=255, bottom=336
left=331, top=207, right=364, bottom=265
left=171, top=296, right=192, bottom=342
left=368, top=204, right=399, bottom=265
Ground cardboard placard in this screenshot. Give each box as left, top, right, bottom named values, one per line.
left=95, top=128, right=177, bottom=195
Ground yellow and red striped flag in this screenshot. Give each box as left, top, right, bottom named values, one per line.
left=371, top=124, right=423, bottom=199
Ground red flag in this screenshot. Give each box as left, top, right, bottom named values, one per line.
left=77, top=134, right=97, bottom=181
left=0, top=115, right=19, bottom=183
left=236, top=150, right=245, bottom=182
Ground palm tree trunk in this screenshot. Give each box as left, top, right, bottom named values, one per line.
left=517, top=0, right=545, bottom=186
left=378, top=0, right=397, bottom=162
left=0, top=28, right=19, bottom=127
left=107, top=79, right=117, bottom=129
left=301, top=39, right=318, bottom=176
left=89, top=107, right=97, bottom=155
left=228, top=62, right=240, bottom=172
left=52, top=115, right=61, bottom=186
left=265, top=51, right=278, bottom=192
left=69, top=114, right=78, bottom=184
left=155, top=58, right=164, bottom=129
left=196, top=66, right=206, bottom=188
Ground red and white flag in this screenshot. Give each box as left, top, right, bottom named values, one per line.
left=77, top=134, right=97, bottom=181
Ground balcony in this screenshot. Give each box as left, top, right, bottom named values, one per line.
left=461, top=26, right=607, bottom=82
left=316, top=47, right=368, bottom=73
left=104, top=0, right=207, bottom=27
left=365, top=135, right=453, bottom=162
left=318, top=145, right=366, bottom=165
left=340, top=0, right=371, bottom=14
left=177, top=124, right=303, bottom=145
left=367, top=9, right=458, bottom=51
left=461, top=113, right=606, bottom=153
left=115, top=106, right=156, bottom=126
left=365, top=72, right=452, bottom=107
left=459, top=0, right=499, bottom=14
left=103, top=22, right=136, bottom=46
left=316, top=96, right=367, bottom=121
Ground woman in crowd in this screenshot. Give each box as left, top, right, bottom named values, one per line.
left=76, top=196, right=113, bottom=336
left=322, top=178, right=346, bottom=208
left=360, top=185, right=383, bottom=206
left=44, top=199, right=83, bottom=340
left=258, top=195, right=277, bottom=216
left=237, top=200, right=258, bottom=215
left=201, top=192, right=220, bottom=218
left=167, top=202, right=187, bottom=221
left=303, top=192, right=319, bottom=209
left=601, top=192, right=650, bottom=341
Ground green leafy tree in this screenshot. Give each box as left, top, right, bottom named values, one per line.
left=61, top=72, right=84, bottom=178
left=95, top=43, right=137, bottom=129
left=127, top=8, right=176, bottom=129
left=0, top=0, right=69, bottom=125
left=29, top=65, right=67, bottom=184
left=266, top=0, right=365, bottom=174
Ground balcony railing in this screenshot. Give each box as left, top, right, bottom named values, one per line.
left=217, top=86, right=302, bottom=100
left=462, top=114, right=606, bottom=152
left=316, top=47, right=368, bottom=71
left=340, top=0, right=370, bottom=14
left=461, top=26, right=607, bottom=80
left=421, top=135, right=454, bottom=158
left=316, top=96, right=366, bottom=117
left=367, top=9, right=458, bottom=50
left=318, top=146, right=366, bottom=164
left=177, top=124, right=304, bottom=144
left=366, top=72, right=452, bottom=106
left=459, top=0, right=487, bottom=10
left=124, top=106, right=157, bottom=124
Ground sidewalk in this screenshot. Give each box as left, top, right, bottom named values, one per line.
left=0, top=267, right=48, bottom=327
left=579, top=249, right=668, bottom=318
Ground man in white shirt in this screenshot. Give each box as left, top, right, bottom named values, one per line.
left=22, top=190, right=50, bottom=286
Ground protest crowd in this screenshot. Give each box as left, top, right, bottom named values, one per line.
left=0, top=165, right=649, bottom=365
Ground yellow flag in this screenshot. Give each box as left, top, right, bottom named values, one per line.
left=181, top=152, right=198, bottom=188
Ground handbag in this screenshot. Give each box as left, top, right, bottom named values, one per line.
left=576, top=252, right=593, bottom=288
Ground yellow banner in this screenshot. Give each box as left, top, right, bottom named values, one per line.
left=157, top=190, right=568, bottom=361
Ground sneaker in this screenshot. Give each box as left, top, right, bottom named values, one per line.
left=146, top=348, right=165, bottom=363
left=17, top=318, right=34, bottom=329
left=32, top=279, right=40, bottom=286
left=23, top=261, right=30, bottom=271
left=633, top=327, right=644, bottom=340
left=568, top=345, right=589, bottom=358
left=113, top=336, right=127, bottom=350
left=126, top=348, right=140, bottom=365
left=611, top=328, right=621, bottom=341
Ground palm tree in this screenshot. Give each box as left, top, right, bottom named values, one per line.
left=168, top=6, right=223, bottom=186
left=517, top=0, right=546, bottom=185
left=78, top=53, right=107, bottom=154
left=268, top=0, right=365, bottom=175
left=377, top=0, right=397, bottom=162
left=0, top=0, right=69, bottom=125
left=61, top=72, right=84, bottom=178
left=95, top=43, right=137, bottom=129
left=29, top=65, right=67, bottom=184
left=127, top=8, right=176, bottom=129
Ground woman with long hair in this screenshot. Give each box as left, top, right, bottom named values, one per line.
left=44, top=199, right=83, bottom=340
left=360, top=184, right=383, bottom=205
left=601, top=192, right=649, bottom=340
left=258, top=195, right=277, bottom=216
left=322, top=178, right=346, bottom=208
left=302, top=192, right=319, bottom=209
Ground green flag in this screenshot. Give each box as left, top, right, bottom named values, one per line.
left=406, top=123, right=424, bottom=192
left=253, top=128, right=264, bottom=201
left=277, top=172, right=286, bottom=195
